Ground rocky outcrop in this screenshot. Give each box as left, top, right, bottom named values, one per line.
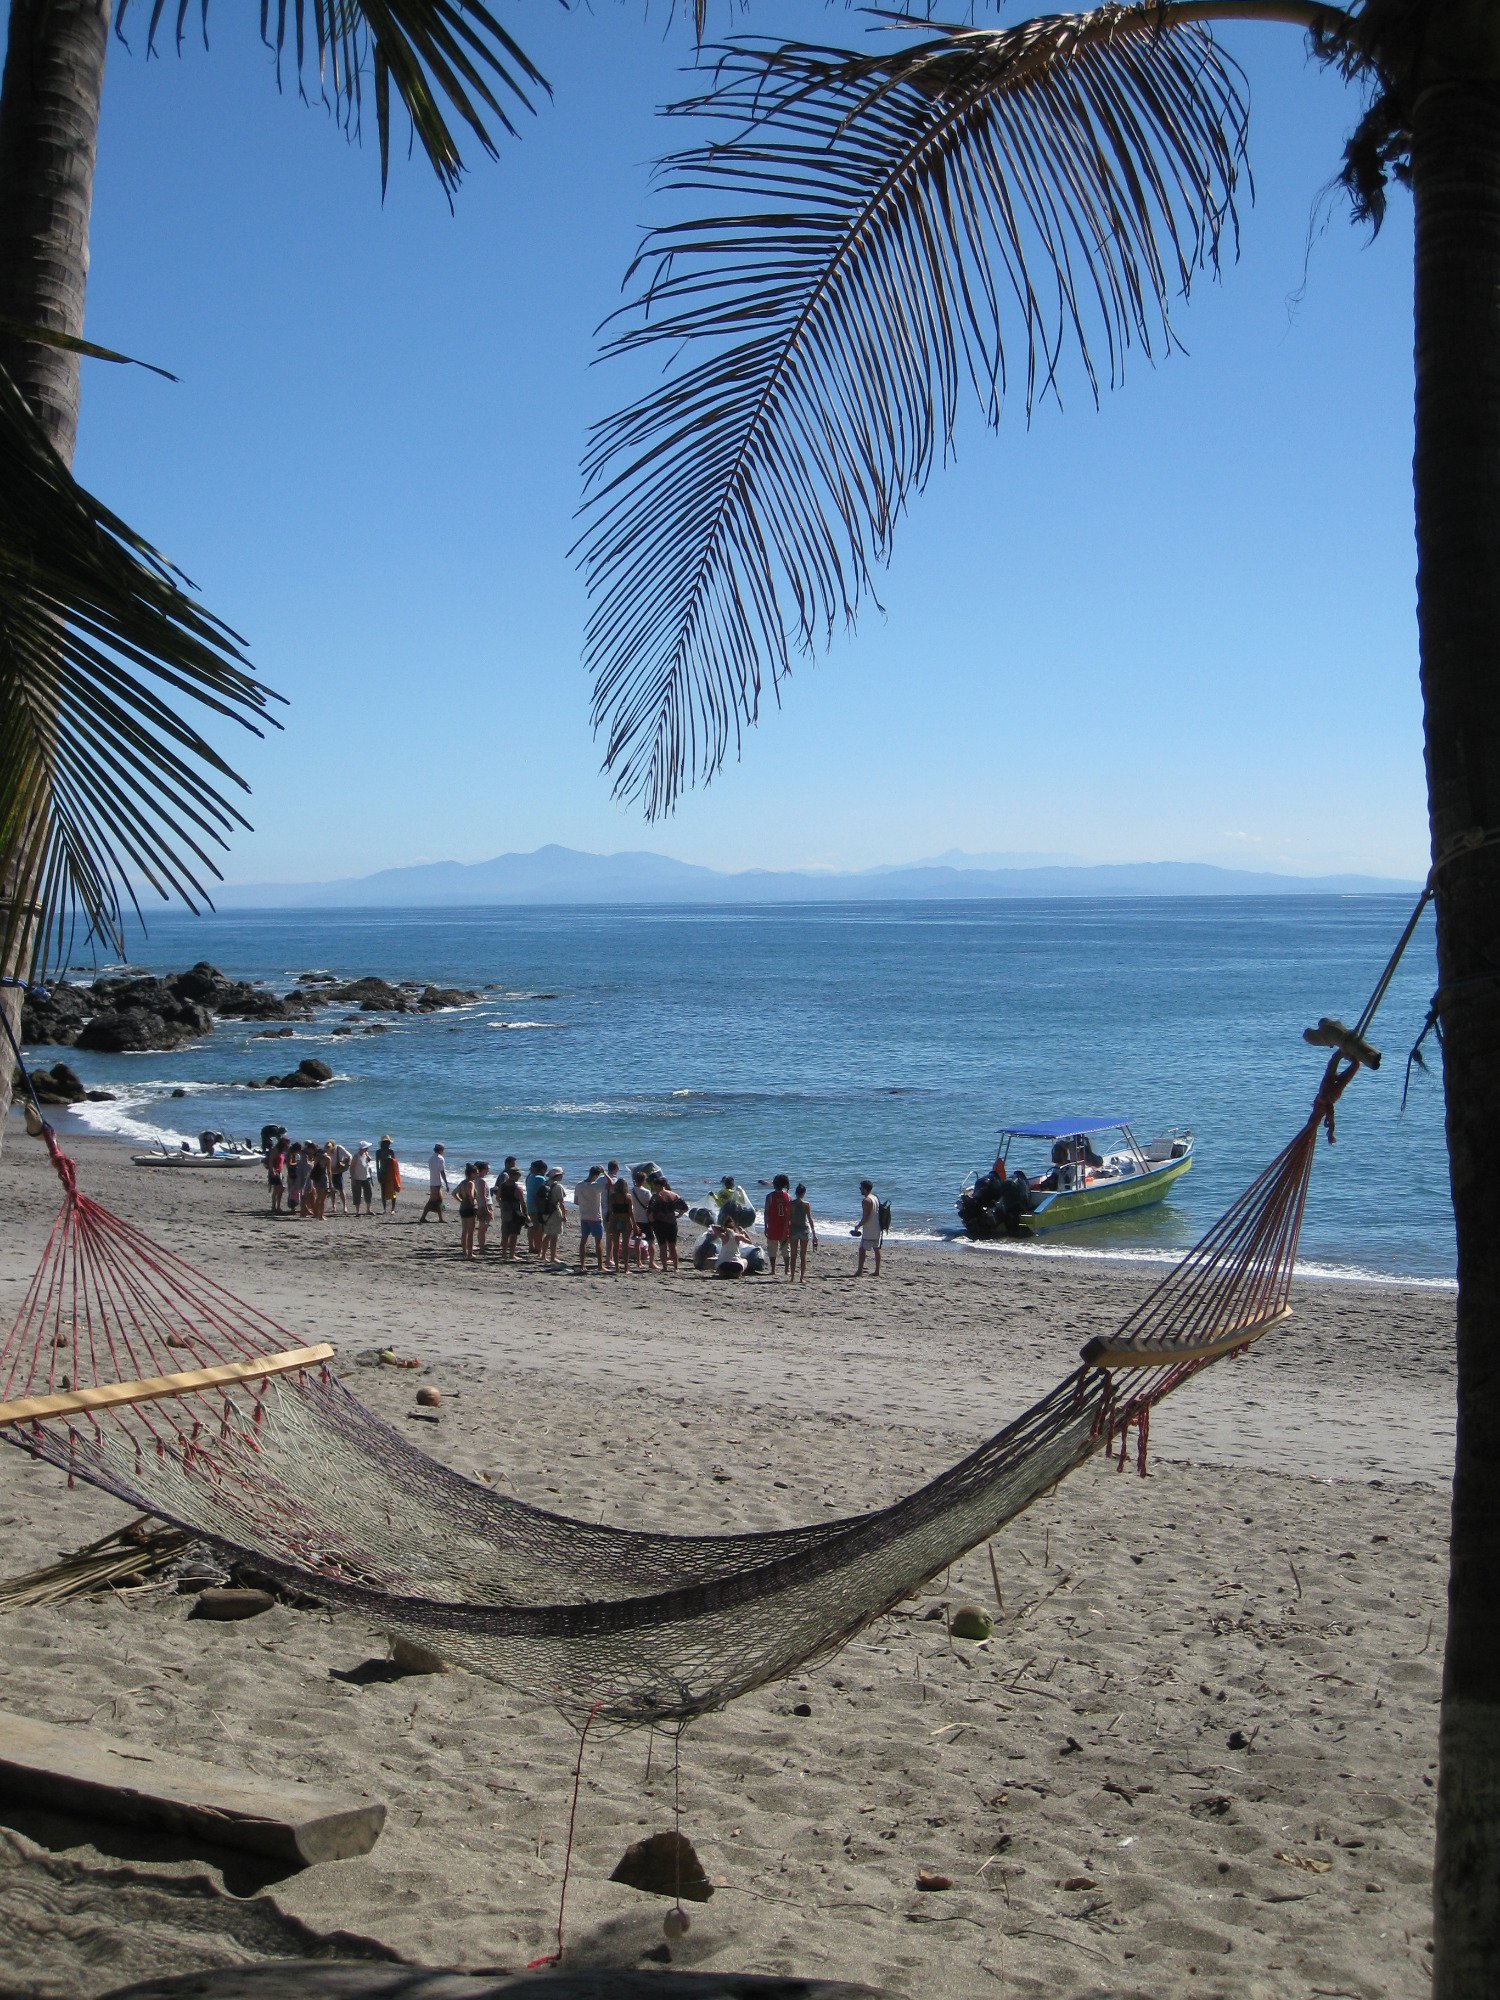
left=10, top=1061, right=114, bottom=1106
left=250, top=1058, right=335, bottom=1091
left=320, top=977, right=480, bottom=1013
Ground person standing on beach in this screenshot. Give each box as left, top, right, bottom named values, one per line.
left=574, top=1165, right=608, bottom=1273
left=350, top=1143, right=375, bottom=1215
left=541, top=1167, right=567, bottom=1267
left=473, top=1162, right=492, bottom=1253
left=266, top=1138, right=286, bottom=1214
left=307, top=1144, right=331, bottom=1221
left=330, top=1139, right=351, bottom=1216
left=376, top=1136, right=400, bottom=1212
left=422, top=1143, right=449, bottom=1222
left=630, top=1168, right=656, bottom=1271
left=498, top=1167, right=526, bottom=1261
left=789, top=1183, right=817, bottom=1283
left=856, top=1180, right=882, bottom=1277
left=456, top=1165, right=480, bottom=1261
left=606, top=1167, right=633, bottom=1274
left=525, top=1160, right=549, bottom=1255
left=649, top=1173, right=687, bottom=1275
left=763, top=1173, right=792, bottom=1277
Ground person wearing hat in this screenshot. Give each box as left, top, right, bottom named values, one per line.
left=350, top=1142, right=375, bottom=1216
left=375, top=1137, right=400, bottom=1212
left=540, top=1167, right=568, bottom=1267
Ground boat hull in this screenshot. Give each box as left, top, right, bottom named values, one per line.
left=1020, top=1151, right=1191, bottom=1233
left=131, top=1153, right=260, bottom=1170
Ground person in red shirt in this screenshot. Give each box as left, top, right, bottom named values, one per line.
left=763, top=1172, right=793, bottom=1278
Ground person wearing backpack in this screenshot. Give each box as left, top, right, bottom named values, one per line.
left=856, top=1179, right=885, bottom=1278
left=763, top=1173, right=793, bottom=1277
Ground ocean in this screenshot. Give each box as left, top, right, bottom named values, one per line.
left=35, top=896, right=1452, bottom=1284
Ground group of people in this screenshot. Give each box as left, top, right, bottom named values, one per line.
left=273, top=1136, right=888, bottom=1279
left=264, top=1132, right=402, bottom=1217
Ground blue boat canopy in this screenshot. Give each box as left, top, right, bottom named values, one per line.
left=1000, top=1115, right=1132, bottom=1139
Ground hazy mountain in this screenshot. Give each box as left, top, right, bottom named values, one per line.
left=214, top=845, right=1420, bottom=909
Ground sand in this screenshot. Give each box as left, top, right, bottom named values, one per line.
left=0, top=1128, right=1456, bottom=1999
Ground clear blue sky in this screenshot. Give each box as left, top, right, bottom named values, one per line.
left=57, top=2, right=1423, bottom=886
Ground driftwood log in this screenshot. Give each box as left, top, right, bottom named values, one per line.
left=0, top=1710, right=385, bottom=1865
left=101, top=1966, right=884, bottom=1999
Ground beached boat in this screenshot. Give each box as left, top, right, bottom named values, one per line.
left=131, top=1139, right=261, bottom=1171
left=957, top=1115, right=1192, bottom=1238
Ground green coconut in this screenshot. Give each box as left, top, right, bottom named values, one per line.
left=950, top=1604, right=995, bottom=1641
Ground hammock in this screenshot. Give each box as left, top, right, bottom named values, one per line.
left=0, top=1043, right=1369, bottom=1725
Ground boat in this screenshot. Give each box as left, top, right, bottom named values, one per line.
left=131, top=1136, right=261, bottom=1170
left=957, top=1115, right=1192, bottom=1237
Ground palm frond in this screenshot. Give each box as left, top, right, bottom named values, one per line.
left=0, top=364, right=281, bottom=977
left=578, top=6, right=1252, bottom=815
left=116, top=1, right=561, bottom=196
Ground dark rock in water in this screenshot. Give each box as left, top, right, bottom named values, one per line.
left=295, top=970, right=337, bottom=985
left=84, top=1089, right=116, bottom=1102
left=217, top=987, right=313, bottom=1021
left=170, top=1088, right=188, bottom=1100
left=326, top=977, right=405, bottom=1011
left=21, top=983, right=92, bottom=1046
left=415, top=985, right=480, bottom=1011
left=28, top=1061, right=87, bottom=1105
left=609, top=1829, right=714, bottom=1902
left=331, top=1026, right=354, bottom=1037
left=253, top=1026, right=296, bottom=1039
left=297, top=1058, right=334, bottom=1082
left=360, top=1025, right=388, bottom=1036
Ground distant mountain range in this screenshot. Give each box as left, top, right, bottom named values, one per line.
left=214, top=846, right=1420, bottom=909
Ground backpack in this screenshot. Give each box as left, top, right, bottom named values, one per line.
left=877, top=1197, right=892, bottom=1233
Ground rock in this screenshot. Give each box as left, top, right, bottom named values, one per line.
left=295, top=971, right=337, bottom=985
left=325, top=977, right=405, bottom=1011
left=415, top=986, right=480, bottom=1011
left=331, top=1026, right=354, bottom=1037
left=415, top=1387, right=441, bottom=1408
left=84, top=1089, right=116, bottom=1102
left=915, top=1869, right=952, bottom=1892
left=389, top=1637, right=451, bottom=1676
left=76, top=996, right=214, bottom=1053
left=1063, top=1875, right=1097, bottom=1891
left=361, top=1025, right=389, bottom=1036
left=188, top=1588, right=275, bottom=1622
left=609, top=1829, right=714, bottom=1902
left=791, top=1702, right=813, bottom=1717
left=170, top=1088, right=188, bottom=1099
left=29, top=1061, right=87, bottom=1105
left=950, top=1604, right=994, bottom=1641
left=253, top=1026, right=296, bottom=1039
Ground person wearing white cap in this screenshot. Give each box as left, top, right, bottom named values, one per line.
left=349, top=1143, right=375, bottom=1217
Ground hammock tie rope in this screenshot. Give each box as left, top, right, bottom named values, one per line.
left=0, top=898, right=1432, bottom=1723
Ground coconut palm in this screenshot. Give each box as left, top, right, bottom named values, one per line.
left=0, top=0, right=564, bottom=1104
left=577, top=2, right=1500, bottom=1985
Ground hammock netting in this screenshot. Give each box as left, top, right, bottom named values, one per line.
left=0, top=1056, right=1357, bottom=1724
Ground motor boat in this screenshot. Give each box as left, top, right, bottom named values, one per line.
left=957, top=1115, right=1192, bottom=1237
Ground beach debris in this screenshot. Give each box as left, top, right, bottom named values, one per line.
left=610, top=1829, right=715, bottom=1901
left=189, top=1587, right=275, bottom=1622
left=175, top=1562, right=223, bottom=1595
left=1275, top=1850, right=1333, bottom=1873
left=792, top=1701, right=813, bottom=1717
left=919, top=1602, right=947, bottom=1621
left=950, top=1604, right=994, bottom=1641
left=916, top=1869, right=953, bottom=1892
left=1226, top=1728, right=1255, bottom=1750
left=389, top=1636, right=453, bottom=1676
left=377, top=1350, right=422, bottom=1370
left=663, top=1907, right=692, bottom=1940
left=228, top=1562, right=323, bottom=1611
left=415, top=1386, right=442, bottom=1408
left=0, top=1517, right=194, bottom=1611
left=1063, top=1875, right=1098, bottom=1891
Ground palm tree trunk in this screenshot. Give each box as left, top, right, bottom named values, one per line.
left=1409, top=48, right=1500, bottom=1998
left=0, top=0, right=111, bottom=1141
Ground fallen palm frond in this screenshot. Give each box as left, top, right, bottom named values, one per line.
left=0, top=1515, right=193, bottom=1611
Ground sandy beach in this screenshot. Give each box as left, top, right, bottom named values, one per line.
left=0, top=1127, right=1455, bottom=1999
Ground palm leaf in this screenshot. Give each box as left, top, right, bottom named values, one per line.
left=0, top=364, right=281, bottom=977
left=578, top=6, right=1254, bottom=815
left=116, top=0, right=561, bottom=195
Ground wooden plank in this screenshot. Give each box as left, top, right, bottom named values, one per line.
left=1080, top=1305, right=1290, bottom=1370
left=0, top=1707, right=384, bottom=1866
left=0, top=1343, right=335, bottom=1429
left=99, top=1967, right=886, bottom=1998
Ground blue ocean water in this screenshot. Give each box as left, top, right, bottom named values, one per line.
left=40, top=897, right=1452, bottom=1283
